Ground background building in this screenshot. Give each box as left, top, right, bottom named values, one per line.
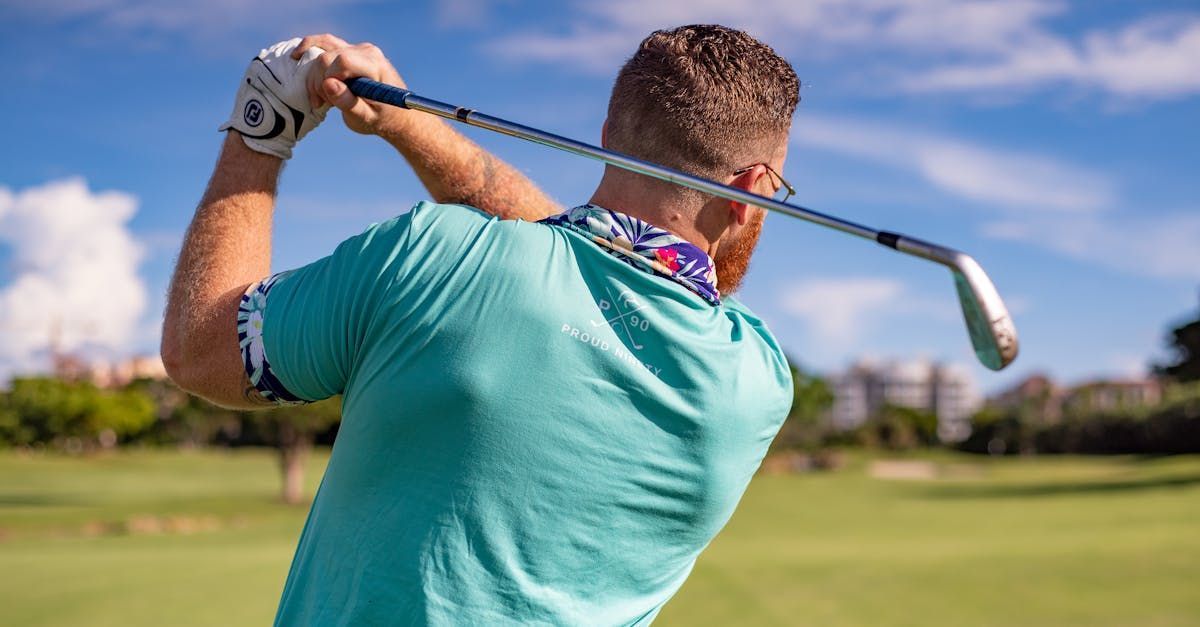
left=829, top=359, right=981, bottom=442
left=52, top=353, right=167, bottom=389
left=988, top=374, right=1163, bottom=422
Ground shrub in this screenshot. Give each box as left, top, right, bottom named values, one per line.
left=0, top=377, right=156, bottom=451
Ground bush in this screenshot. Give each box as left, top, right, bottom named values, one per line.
left=0, top=377, right=156, bottom=451
left=960, top=383, right=1200, bottom=455
left=853, top=404, right=939, bottom=451
left=768, top=364, right=834, bottom=454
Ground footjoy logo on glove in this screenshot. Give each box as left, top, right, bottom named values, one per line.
left=244, top=100, right=265, bottom=127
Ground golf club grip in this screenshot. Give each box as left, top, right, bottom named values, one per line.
left=346, top=78, right=412, bottom=109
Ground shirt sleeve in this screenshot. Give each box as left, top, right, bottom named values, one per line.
left=236, top=208, right=416, bottom=404
left=236, top=201, right=498, bottom=404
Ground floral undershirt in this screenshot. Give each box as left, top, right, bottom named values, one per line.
left=236, top=203, right=720, bottom=404
left=538, top=204, right=720, bottom=306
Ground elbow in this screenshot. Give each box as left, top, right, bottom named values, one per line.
left=160, top=340, right=186, bottom=388
left=161, top=338, right=219, bottom=404
left=160, top=328, right=196, bottom=393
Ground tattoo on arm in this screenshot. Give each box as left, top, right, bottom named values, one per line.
left=451, top=148, right=560, bottom=221
left=478, top=150, right=498, bottom=188
left=454, top=150, right=498, bottom=210
left=390, top=117, right=561, bottom=221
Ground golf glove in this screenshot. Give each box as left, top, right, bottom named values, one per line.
left=220, top=38, right=329, bottom=160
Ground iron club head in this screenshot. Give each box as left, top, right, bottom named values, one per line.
left=950, top=256, right=1019, bottom=371
left=885, top=233, right=1019, bottom=371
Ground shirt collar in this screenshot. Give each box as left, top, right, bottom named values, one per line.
left=539, top=204, right=720, bottom=306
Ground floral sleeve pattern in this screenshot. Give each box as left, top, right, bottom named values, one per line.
left=237, top=274, right=308, bottom=405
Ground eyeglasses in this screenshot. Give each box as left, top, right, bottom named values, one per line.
left=733, top=163, right=795, bottom=203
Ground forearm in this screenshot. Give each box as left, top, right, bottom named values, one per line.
left=376, top=113, right=562, bottom=221
left=295, top=36, right=559, bottom=220
left=162, top=133, right=280, bottom=405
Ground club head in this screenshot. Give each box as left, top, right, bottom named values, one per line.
left=887, top=235, right=1019, bottom=371
left=950, top=256, right=1019, bottom=371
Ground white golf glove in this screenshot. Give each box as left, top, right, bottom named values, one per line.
left=220, top=38, right=330, bottom=160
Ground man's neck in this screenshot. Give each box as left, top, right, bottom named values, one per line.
left=587, top=183, right=721, bottom=259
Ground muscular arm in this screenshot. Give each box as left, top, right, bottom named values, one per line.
left=376, top=113, right=561, bottom=222
left=161, top=133, right=279, bottom=409
left=298, top=35, right=563, bottom=222
left=162, top=36, right=561, bottom=408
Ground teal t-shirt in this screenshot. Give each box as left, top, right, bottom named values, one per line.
left=258, top=202, right=792, bottom=625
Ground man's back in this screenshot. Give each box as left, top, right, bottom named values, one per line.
left=260, top=202, right=792, bottom=624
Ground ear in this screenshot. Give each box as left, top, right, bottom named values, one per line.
left=727, top=165, right=765, bottom=226
left=600, top=119, right=609, bottom=148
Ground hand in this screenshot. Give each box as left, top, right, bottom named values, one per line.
left=292, top=34, right=408, bottom=136
left=219, top=38, right=331, bottom=160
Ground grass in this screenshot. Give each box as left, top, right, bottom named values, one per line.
left=0, top=449, right=325, bottom=626
left=1, top=449, right=1198, bottom=626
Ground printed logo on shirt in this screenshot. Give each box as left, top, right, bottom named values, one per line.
left=558, top=288, right=662, bottom=378
left=592, top=288, right=651, bottom=350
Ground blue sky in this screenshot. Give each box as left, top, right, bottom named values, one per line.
left=0, top=0, right=1197, bottom=393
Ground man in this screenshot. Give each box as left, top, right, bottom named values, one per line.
left=163, top=24, right=799, bottom=625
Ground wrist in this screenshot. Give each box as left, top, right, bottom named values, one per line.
left=375, top=109, right=455, bottom=164
left=374, top=108, right=421, bottom=145
left=214, top=132, right=284, bottom=193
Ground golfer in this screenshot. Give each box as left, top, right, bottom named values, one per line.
left=163, top=24, right=799, bottom=625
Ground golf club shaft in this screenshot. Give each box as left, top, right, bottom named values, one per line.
left=347, top=77, right=960, bottom=269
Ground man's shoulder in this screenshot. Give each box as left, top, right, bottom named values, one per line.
left=377, top=200, right=491, bottom=239
left=396, top=201, right=552, bottom=244
left=407, top=200, right=492, bottom=223
left=341, top=201, right=540, bottom=263
left=716, top=296, right=793, bottom=403
left=720, top=296, right=785, bottom=360
left=340, top=201, right=560, bottom=299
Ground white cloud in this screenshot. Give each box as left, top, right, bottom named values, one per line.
left=567, top=0, right=1067, bottom=56
left=793, top=114, right=1114, bottom=213
left=779, top=276, right=956, bottom=348
left=1, top=0, right=361, bottom=47
left=782, top=277, right=903, bottom=344
left=478, top=0, right=1200, bottom=101
left=873, top=0, right=1063, bottom=55
left=793, top=113, right=1198, bottom=281
left=910, top=16, right=1200, bottom=98
left=486, top=28, right=639, bottom=73
left=981, top=212, right=1200, bottom=281
left=435, top=0, right=519, bottom=29
left=0, top=178, right=147, bottom=379
left=484, top=0, right=1064, bottom=66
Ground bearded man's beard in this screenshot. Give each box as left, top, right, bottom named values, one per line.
left=713, top=211, right=765, bottom=296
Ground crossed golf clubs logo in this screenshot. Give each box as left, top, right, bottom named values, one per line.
left=591, top=287, right=651, bottom=350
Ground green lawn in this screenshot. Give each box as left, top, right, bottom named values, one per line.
left=1, top=450, right=1198, bottom=626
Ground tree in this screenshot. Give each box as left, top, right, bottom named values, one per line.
left=770, top=362, right=835, bottom=452
left=856, top=404, right=938, bottom=451
left=126, top=378, right=244, bottom=448
left=250, top=399, right=342, bottom=504
left=116, top=379, right=340, bottom=503
left=0, top=377, right=155, bottom=450
left=1159, top=305, right=1200, bottom=383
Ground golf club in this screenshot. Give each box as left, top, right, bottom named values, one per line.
left=347, top=77, right=1020, bottom=371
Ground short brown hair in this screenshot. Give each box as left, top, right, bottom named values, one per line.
left=606, top=24, right=800, bottom=180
